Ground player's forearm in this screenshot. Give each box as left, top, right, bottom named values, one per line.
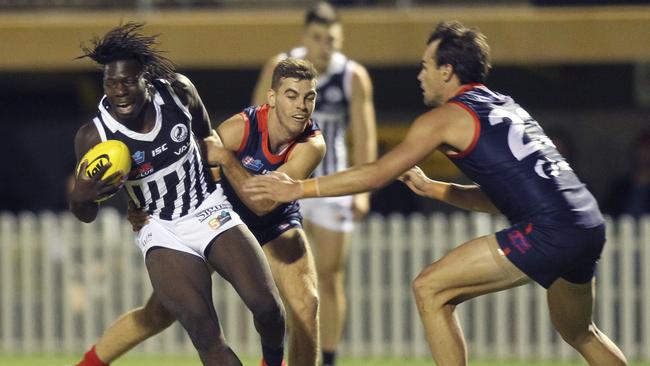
left=301, top=162, right=385, bottom=198
left=432, top=182, right=499, bottom=213
left=220, top=153, right=277, bottom=216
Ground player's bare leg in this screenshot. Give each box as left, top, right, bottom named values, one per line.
left=304, top=219, right=349, bottom=358
left=412, top=234, right=528, bottom=366
left=146, top=248, right=241, bottom=366
left=264, top=228, right=320, bottom=366
left=547, top=278, right=627, bottom=365
left=208, top=225, right=286, bottom=366
left=94, top=293, right=175, bottom=363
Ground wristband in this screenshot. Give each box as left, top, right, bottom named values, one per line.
left=300, top=178, right=321, bottom=197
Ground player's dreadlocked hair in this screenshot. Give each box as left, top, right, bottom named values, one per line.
left=78, top=22, right=176, bottom=82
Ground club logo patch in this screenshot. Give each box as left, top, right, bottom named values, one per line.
left=507, top=229, right=532, bottom=254
left=324, top=86, right=343, bottom=103
left=132, top=151, right=145, bottom=164
left=208, top=211, right=232, bottom=230
left=171, top=124, right=189, bottom=143
left=242, top=156, right=264, bottom=172
left=217, top=211, right=231, bottom=225
left=208, top=218, right=221, bottom=230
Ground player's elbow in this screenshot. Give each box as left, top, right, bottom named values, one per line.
left=481, top=204, right=501, bottom=215
left=69, top=202, right=97, bottom=223
left=72, top=211, right=97, bottom=223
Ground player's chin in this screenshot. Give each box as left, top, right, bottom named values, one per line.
left=425, top=99, right=443, bottom=108
left=289, top=118, right=309, bottom=131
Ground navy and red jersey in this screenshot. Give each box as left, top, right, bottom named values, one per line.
left=446, top=84, right=604, bottom=228
left=220, top=104, right=321, bottom=243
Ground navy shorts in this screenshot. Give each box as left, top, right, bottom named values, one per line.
left=495, top=222, right=606, bottom=289
left=247, top=214, right=303, bottom=246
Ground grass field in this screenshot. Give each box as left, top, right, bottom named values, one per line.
left=2, top=354, right=649, bottom=366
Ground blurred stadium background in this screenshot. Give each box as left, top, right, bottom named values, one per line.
left=0, top=0, right=649, bottom=365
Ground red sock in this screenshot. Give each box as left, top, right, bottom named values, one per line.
left=76, top=345, right=108, bottom=366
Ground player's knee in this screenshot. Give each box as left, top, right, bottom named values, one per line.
left=288, top=289, right=319, bottom=327
left=191, top=335, right=230, bottom=355
left=251, top=297, right=285, bottom=330
left=559, top=323, right=598, bottom=348
left=136, top=301, right=176, bottom=332
left=412, top=265, right=451, bottom=307
left=317, top=266, right=343, bottom=288
left=140, top=302, right=175, bottom=331
left=412, top=274, right=431, bottom=303
left=176, top=308, right=223, bottom=349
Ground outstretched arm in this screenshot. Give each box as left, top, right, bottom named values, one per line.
left=399, top=166, right=499, bottom=213
left=245, top=104, right=468, bottom=202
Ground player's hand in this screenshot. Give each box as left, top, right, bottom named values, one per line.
left=244, top=171, right=301, bottom=203
left=398, top=166, right=433, bottom=198
left=352, top=193, right=370, bottom=220
left=126, top=201, right=149, bottom=232
left=69, top=160, right=124, bottom=203
left=203, top=130, right=229, bottom=166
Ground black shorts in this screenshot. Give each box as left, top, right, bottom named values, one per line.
left=495, top=222, right=606, bottom=289
left=248, top=213, right=303, bottom=245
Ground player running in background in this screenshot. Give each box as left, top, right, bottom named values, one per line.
left=75, top=58, right=324, bottom=366
left=70, top=23, right=286, bottom=366
left=245, top=21, right=628, bottom=366
left=252, top=3, right=377, bottom=365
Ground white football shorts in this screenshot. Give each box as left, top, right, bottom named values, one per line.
left=135, top=186, right=244, bottom=260
left=300, top=196, right=354, bottom=233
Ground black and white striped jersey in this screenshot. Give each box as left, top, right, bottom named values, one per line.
left=92, top=79, right=214, bottom=220
left=283, top=47, right=355, bottom=176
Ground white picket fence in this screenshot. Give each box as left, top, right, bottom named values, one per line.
left=0, top=210, right=648, bottom=361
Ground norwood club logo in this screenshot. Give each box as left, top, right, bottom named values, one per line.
left=132, top=150, right=145, bottom=164
left=242, top=156, right=264, bottom=172
left=170, top=124, right=189, bottom=143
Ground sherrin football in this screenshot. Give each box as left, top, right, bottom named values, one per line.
left=76, top=140, right=131, bottom=202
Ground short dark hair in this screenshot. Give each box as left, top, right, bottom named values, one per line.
left=427, top=21, right=491, bottom=84
left=78, top=22, right=176, bottom=82
left=305, top=1, right=339, bottom=26
left=271, top=58, right=318, bottom=90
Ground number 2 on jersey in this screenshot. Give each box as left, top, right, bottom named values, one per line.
left=488, top=107, right=553, bottom=161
